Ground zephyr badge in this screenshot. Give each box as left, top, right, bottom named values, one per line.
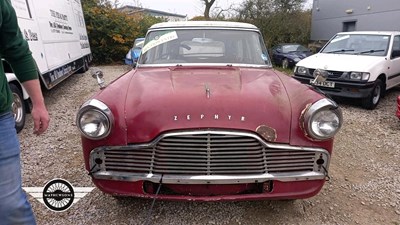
left=174, top=114, right=246, bottom=121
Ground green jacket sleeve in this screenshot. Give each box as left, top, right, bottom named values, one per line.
left=0, top=0, right=38, bottom=83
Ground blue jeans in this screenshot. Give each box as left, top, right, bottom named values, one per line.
left=0, top=112, right=36, bottom=225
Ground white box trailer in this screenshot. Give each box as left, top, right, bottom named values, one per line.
left=4, top=0, right=92, bottom=132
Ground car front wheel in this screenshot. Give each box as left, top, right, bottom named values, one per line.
left=282, top=59, right=289, bottom=69
left=10, top=83, right=26, bottom=133
left=361, top=79, right=383, bottom=110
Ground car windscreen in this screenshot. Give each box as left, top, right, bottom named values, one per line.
left=139, top=29, right=271, bottom=65
left=321, top=34, right=390, bottom=56
left=282, top=44, right=308, bottom=53
left=134, top=39, right=144, bottom=48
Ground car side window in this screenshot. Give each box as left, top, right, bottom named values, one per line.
left=392, top=35, right=400, bottom=59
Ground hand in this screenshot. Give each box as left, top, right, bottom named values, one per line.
left=21, top=79, right=50, bottom=135
left=31, top=104, right=50, bottom=135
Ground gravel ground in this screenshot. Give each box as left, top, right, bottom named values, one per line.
left=18, top=65, right=400, bottom=225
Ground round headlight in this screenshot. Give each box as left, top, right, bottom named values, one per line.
left=310, top=110, right=341, bottom=138
left=302, top=98, right=342, bottom=140
left=77, top=99, right=113, bottom=140
left=296, top=66, right=308, bottom=75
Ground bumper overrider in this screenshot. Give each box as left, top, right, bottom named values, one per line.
left=87, top=130, right=330, bottom=200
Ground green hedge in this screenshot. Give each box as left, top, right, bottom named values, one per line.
left=82, top=0, right=162, bottom=64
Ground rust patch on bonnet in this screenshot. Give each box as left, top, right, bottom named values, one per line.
left=256, top=125, right=277, bottom=142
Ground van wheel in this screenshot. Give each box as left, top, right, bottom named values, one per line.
left=10, top=83, right=26, bottom=133
left=282, top=59, right=289, bottom=69
left=79, top=58, right=89, bottom=73
left=361, top=79, right=383, bottom=110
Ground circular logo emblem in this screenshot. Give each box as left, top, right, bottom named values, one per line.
left=42, top=179, right=75, bottom=212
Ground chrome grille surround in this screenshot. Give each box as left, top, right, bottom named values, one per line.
left=89, top=130, right=330, bottom=184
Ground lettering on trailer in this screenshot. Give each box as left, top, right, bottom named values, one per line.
left=49, top=21, right=73, bottom=33
left=49, top=65, right=74, bottom=83
left=49, top=9, right=73, bottom=35
left=23, top=29, right=38, bottom=41
left=80, top=34, right=88, bottom=41
left=50, top=9, right=68, bottom=21
left=80, top=34, right=90, bottom=49
left=80, top=42, right=90, bottom=49
left=42, top=59, right=85, bottom=88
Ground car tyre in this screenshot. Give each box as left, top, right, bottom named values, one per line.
left=282, top=58, right=289, bottom=69
left=361, top=79, right=383, bottom=110
left=10, top=83, right=26, bottom=133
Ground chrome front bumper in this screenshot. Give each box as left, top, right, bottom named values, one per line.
left=91, top=171, right=328, bottom=184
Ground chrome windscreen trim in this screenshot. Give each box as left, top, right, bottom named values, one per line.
left=137, top=63, right=272, bottom=69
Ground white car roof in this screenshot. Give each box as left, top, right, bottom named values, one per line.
left=336, top=31, right=400, bottom=36
left=149, top=21, right=258, bottom=30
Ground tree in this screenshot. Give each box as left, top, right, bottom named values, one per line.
left=202, top=0, right=216, bottom=19
left=199, top=0, right=237, bottom=20
left=213, top=4, right=236, bottom=19
left=235, top=0, right=310, bottom=48
left=82, top=0, right=162, bottom=64
left=273, top=0, right=305, bottom=12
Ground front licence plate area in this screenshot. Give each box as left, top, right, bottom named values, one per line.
left=143, top=181, right=273, bottom=196
left=310, top=79, right=335, bottom=88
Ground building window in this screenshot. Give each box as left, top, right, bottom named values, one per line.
left=343, top=21, right=356, bottom=32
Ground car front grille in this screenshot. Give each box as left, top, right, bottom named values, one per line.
left=308, top=69, right=344, bottom=79
left=91, top=131, right=327, bottom=177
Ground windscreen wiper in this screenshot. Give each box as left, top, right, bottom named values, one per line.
left=325, top=49, right=354, bottom=53
left=356, top=49, right=385, bottom=55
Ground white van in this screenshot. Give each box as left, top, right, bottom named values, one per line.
left=4, top=0, right=92, bottom=132
left=294, top=31, right=400, bottom=109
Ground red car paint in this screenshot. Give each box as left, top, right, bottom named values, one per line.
left=80, top=66, right=333, bottom=200
left=397, top=96, right=400, bottom=119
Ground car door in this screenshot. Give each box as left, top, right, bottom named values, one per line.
left=387, top=35, right=400, bottom=89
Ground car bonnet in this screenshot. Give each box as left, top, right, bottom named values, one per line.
left=123, top=66, right=293, bottom=144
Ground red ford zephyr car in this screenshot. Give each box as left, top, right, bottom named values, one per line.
left=76, top=21, right=343, bottom=201
left=397, top=96, right=400, bottom=119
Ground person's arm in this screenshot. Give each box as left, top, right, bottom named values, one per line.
left=1, top=1, right=49, bottom=135
left=22, top=80, right=49, bottom=135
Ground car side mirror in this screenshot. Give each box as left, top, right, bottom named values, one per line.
left=90, top=67, right=106, bottom=89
